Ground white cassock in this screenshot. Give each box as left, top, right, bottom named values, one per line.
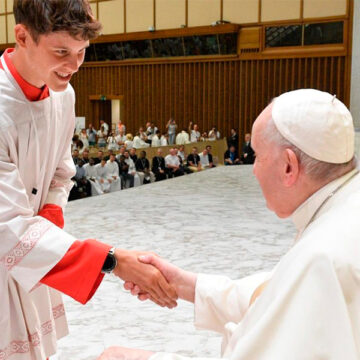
left=0, top=56, right=76, bottom=359
left=105, top=160, right=121, bottom=192
left=176, top=131, right=190, bottom=145
left=151, top=135, right=161, bottom=147
left=133, top=136, right=150, bottom=149
left=83, top=163, right=103, bottom=196
left=125, top=158, right=141, bottom=187
left=94, top=163, right=111, bottom=193
left=151, top=169, right=360, bottom=360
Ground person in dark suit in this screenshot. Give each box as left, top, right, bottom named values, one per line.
left=187, top=147, right=202, bottom=172
left=152, top=148, right=167, bottom=181
left=241, top=133, right=255, bottom=164
left=135, top=151, right=155, bottom=184
left=228, top=128, right=239, bottom=150
left=205, top=145, right=215, bottom=168
left=224, top=146, right=240, bottom=165
left=129, top=148, right=138, bottom=163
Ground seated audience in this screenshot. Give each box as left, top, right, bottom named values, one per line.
left=206, top=145, right=215, bottom=168
left=160, top=133, right=169, bottom=146
left=72, top=149, right=80, bottom=165
left=125, top=133, right=134, bottom=149
left=176, top=129, right=190, bottom=145
left=81, top=148, right=90, bottom=164
left=224, top=145, right=240, bottom=165
left=71, top=159, right=91, bottom=198
left=118, top=155, right=134, bottom=189
left=129, top=148, right=138, bottom=163
left=187, top=147, right=202, bottom=172
left=83, top=158, right=103, bottom=196
left=177, top=145, right=186, bottom=161
left=152, top=149, right=167, bottom=182
left=106, top=154, right=121, bottom=192
left=94, top=159, right=111, bottom=193
left=151, top=130, right=161, bottom=147
left=133, top=133, right=150, bottom=149
left=115, top=146, right=126, bottom=162
left=199, top=149, right=214, bottom=169
left=165, top=148, right=184, bottom=177
left=124, top=150, right=141, bottom=186
left=135, top=151, right=155, bottom=184
left=94, top=150, right=104, bottom=164
left=241, top=133, right=255, bottom=164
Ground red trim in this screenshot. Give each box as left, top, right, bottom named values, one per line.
left=0, top=48, right=50, bottom=101
left=41, top=239, right=110, bottom=304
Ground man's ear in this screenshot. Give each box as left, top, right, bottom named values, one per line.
left=283, top=148, right=300, bottom=187
left=14, top=24, right=31, bottom=48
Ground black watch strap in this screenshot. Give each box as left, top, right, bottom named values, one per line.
left=101, top=247, right=117, bottom=274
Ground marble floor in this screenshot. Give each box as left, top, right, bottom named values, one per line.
left=51, top=165, right=296, bottom=360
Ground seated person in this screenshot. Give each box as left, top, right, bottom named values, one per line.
left=199, top=149, right=214, bottom=169
left=165, top=148, right=184, bottom=178
left=187, top=147, right=202, bottom=172
left=94, top=159, right=111, bottom=193
left=124, top=150, right=141, bottom=187
left=151, top=130, right=161, bottom=147
left=135, top=151, right=155, bottom=184
left=241, top=133, right=255, bottom=164
left=106, top=154, right=121, bottom=192
left=205, top=145, right=215, bottom=168
left=224, top=146, right=240, bottom=165
left=118, top=155, right=134, bottom=189
left=83, top=158, right=103, bottom=196
left=176, top=129, right=190, bottom=145
left=69, top=159, right=91, bottom=200
left=152, top=149, right=167, bottom=182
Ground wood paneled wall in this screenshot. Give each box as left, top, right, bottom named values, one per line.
left=71, top=55, right=348, bottom=144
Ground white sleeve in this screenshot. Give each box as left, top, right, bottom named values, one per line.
left=45, top=107, right=76, bottom=209
left=194, top=272, right=271, bottom=334
left=0, top=132, right=75, bottom=292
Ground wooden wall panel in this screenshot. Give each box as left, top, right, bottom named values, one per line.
left=71, top=55, right=348, bottom=148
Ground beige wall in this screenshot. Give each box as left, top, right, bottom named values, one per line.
left=156, top=0, right=186, bottom=30
left=0, top=16, right=6, bottom=44
left=303, top=0, right=347, bottom=18
left=188, top=0, right=221, bottom=27
left=126, top=0, right=154, bottom=33
left=261, top=0, right=301, bottom=22
left=0, top=0, right=350, bottom=44
left=99, top=0, right=124, bottom=35
left=223, top=0, right=259, bottom=24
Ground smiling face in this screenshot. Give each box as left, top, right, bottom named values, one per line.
left=14, top=27, right=89, bottom=91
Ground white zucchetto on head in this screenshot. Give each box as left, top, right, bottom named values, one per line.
left=272, top=89, right=354, bottom=164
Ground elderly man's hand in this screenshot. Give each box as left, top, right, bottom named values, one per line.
left=124, top=255, right=197, bottom=304
left=97, top=346, right=154, bottom=360
left=114, top=249, right=178, bottom=308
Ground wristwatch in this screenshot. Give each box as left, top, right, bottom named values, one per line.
left=101, top=247, right=117, bottom=274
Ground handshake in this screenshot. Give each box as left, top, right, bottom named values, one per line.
left=112, top=249, right=197, bottom=308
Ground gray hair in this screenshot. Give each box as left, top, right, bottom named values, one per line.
left=263, top=117, right=357, bottom=183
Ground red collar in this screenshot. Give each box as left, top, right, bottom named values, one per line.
left=0, top=48, right=50, bottom=101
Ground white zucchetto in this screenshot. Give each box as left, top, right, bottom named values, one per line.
left=272, top=89, right=354, bottom=164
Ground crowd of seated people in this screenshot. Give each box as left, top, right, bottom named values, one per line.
left=69, top=144, right=216, bottom=200
left=72, top=119, right=223, bottom=153
left=224, top=131, right=255, bottom=166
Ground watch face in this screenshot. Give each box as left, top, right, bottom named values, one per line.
left=102, top=252, right=116, bottom=273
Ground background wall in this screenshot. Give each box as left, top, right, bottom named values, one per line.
left=350, top=0, right=359, bottom=129
left=71, top=55, right=348, bottom=142
left=0, top=0, right=349, bottom=45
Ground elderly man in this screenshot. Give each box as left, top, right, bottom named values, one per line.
left=99, top=89, right=360, bottom=360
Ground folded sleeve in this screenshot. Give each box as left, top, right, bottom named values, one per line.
left=194, top=272, right=271, bottom=334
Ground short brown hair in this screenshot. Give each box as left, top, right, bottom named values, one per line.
left=14, top=0, right=102, bottom=41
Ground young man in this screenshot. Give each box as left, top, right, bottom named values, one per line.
left=0, top=1, right=176, bottom=359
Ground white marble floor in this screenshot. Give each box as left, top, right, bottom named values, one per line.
left=52, top=166, right=296, bottom=359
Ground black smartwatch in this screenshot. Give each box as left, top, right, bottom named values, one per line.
left=101, top=247, right=117, bottom=274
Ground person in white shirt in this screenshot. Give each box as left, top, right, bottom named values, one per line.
left=124, top=150, right=141, bottom=187
left=97, top=126, right=107, bottom=148
left=165, top=148, right=184, bottom=177
left=146, top=122, right=158, bottom=142
left=99, top=119, right=109, bottom=136
left=176, top=129, right=190, bottom=145
left=151, top=130, right=161, bottom=147
left=99, top=89, right=360, bottom=360
left=208, top=126, right=221, bottom=140
left=133, top=134, right=150, bottom=149
left=115, top=130, right=127, bottom=147
left=79, top=128, right=89, bottom=149
left=199, top=149, right=211, bottom=169
left=84, top=158, right=103, bottom=196
left=124, top=134, right=134, bottom=150
left=160, top=133, right=169, bottom=146
left=106, top=154, right=121, bottom=192
left=177, top=145, right=186, bottom=161
left=188, top=122, right=200, bottom=143
left=95, top=159, right=111, bottom=193
left=107, top=132, right=118, bottom=151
